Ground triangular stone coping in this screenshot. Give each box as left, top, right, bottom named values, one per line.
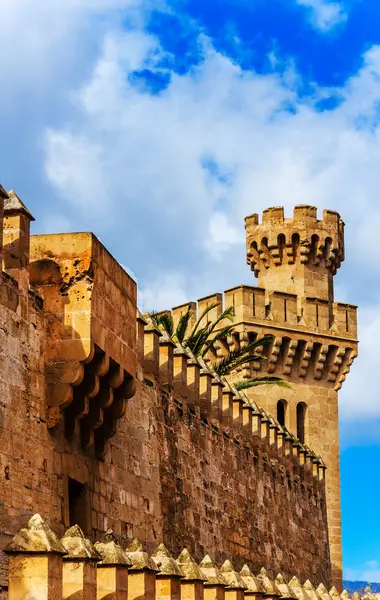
left=329, top=588, right=341, bottom=600
left=4, top=190, right=35, bottom=220
left=61, top=525, right=100, bottom=561
left=275, top=573, right=298, bottom=599
left=257, top=567, right=282, bottom=597
left=289, top=576, right=312, bottom=600
left=303, top=580, right=321, bottom=600
left=240, top=564, right=264, bottom=593
left=220, top=560, right=247, bottom=590
left=199, top=555, right=228, bottom=586
left=151, top=543, right=184, bottom=577
left=126, top=539, right=158, bottom=571
left=316, top=584, right=332, bottom=600
left=176, top=549, right=206, bottom=581
left=4, top=514, right=66, bottom=555
left=94, top=531, right=131, bottom=566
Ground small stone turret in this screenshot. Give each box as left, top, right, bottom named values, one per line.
left=245, top=205, right=344, bottom=302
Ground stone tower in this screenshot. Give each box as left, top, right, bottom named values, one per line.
left=240, top=205, right=358, bottom=587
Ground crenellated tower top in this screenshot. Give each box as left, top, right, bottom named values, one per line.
left=245, top=205, right=344, bottom=302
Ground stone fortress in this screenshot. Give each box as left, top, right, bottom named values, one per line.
left=0, top=184, right=358, bottom=599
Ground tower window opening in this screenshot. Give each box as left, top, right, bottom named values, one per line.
left=252, top=293, right=256, bottom=317
left=310, top=234, right=319, bottom=264
left=277, top=234, right=286, bottom=263
left=345, top=310, right=349, bottom=333
left=284, top=298, right=287, bottom=322
left=265, top=303, right=271, bottom=319
left=316, top=303, right=319, bottom=327
left=68, top=477, right=88, bottom=534
left=277, top=400, right=287, bottom=427
left=296, top=402, right=307, bottom=444
left=292, top=233, right=300, bottom=262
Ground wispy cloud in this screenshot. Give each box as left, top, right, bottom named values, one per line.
left=345, top=561, right=380, bottom=585
left=296, top=0, right=348, bottom=31
left=2, top=0, right=380, bottom=430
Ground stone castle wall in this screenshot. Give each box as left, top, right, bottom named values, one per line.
left=0, top=189, right=360, bottom=596
left=0, top=290, right=331, bottom=586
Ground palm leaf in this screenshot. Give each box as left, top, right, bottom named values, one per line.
left=234, top=377, right=291, bottom=390
left=185, top=325, right=213, bottom=356
left=189, top=301, right=220, bottom=339
left=201, top=325, right=235, bottom=357
left=214, top=353, right=265, bottom=376
left=175, top=305, right=193, bottom=343
left=150, top=311, right=174, bottom=336
left=211, top=334, right=274, bottom=376
left=207, top=306, right=234, bottom=335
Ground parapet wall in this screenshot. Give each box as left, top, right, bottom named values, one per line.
left=245, top=205, right=345, bottom=277
left=138, top=318, right=331, bottom=584
left=4, top=514, right=346, bottom=600
left=170, top=286, right=357, bottom=392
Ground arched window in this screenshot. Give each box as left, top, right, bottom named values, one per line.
left=277, top=400, right=286, bottom=427
left=296, top=402, right=307, bottom=443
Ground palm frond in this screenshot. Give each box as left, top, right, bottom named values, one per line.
left=189, top=301, right=220, bottom=338
left=234, top=377, right=291, bottom=390
left=214, top=353, right=265, bottom=376
left=185, top=325, right=213, bottom=356
left=207, top=306, right=234, bottom=335
left=175, top=305, right=193, bottom=343
left=210, top=334, right=274, bottom=375
left=201, top=325, right=235, bottom=357
left=149, top=311, right=174, bottom=336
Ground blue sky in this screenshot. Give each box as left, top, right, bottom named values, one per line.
left=1, top=0, right=380, bottom=581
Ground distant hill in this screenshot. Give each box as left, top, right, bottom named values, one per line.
left=344, top=581, right=380, bottom=593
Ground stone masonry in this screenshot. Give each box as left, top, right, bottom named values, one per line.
left=0, top=186, right=358, bottom=596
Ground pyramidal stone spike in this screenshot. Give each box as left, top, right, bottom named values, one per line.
left=126, top=538, right=158, bottom=571
left=94, top=531, right=132, bottom=566
left=351, top=593, right=360, bottom=600
left=176, top=548, right=206, bottom=581
left=61, top=525, right=100, bottom=560
left=288, top=576, right=312, bottom=600
left=257, top=567, right=281, bottom=596
left=303, top=580, right=320, bottom=600
left=152, top=543, right=184, bottom=577
left=4, top=513, right=66, bottom=554
left=316, top=584, right=332, bottom=600
left=5, top=189, right=35, bottom=220
left=329, top=588, right=341, bottom=600
left=240, top=564, right=264, bottom=593
left=199, top=554, right=228, bottom=586
left=220, top=560, right=246, bottom=589
left=275, top=573, right=298, bottom=599
left=340, top=592, right=351, bottom=600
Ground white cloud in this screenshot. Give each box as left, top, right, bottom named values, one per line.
left=140, top=273, right=189, bottom=312
left=41, top=26, right=380, bottom=426
left=344, top=561, right=380, bottom=585
left=296, top=0, right=347, bottom=31
left=2, top=0, right=380, bottom=428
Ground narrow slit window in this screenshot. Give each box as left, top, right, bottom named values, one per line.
left=296, top=402, right=307, bottom=444
left=277, top=400, right=286, bottom=427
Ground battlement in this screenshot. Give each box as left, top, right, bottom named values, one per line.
left=245, top=206, right=345, bottom=301
left=4, top=514, right=344, bottom=596
left=139, top=315, right=327, bottom=480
